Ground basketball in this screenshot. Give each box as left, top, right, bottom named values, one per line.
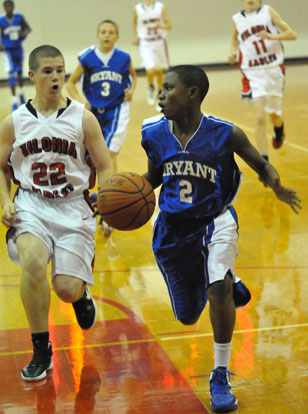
left=97, top=172, right=156, bottom=231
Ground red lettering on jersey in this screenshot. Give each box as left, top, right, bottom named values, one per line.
left=32, top=186, right=42, bottom=195
left=61, top=183, right=74, bottom=197
left=42, top=137, right=52, bottom=152
left=26, top=140, right=33, bottom=154
left=67, top=142, right=77, bottom=159
left=242, top=25, right=271, bottom=41
left=32, top=139, right=42, bottom=154
left=19, top=143, right=29, bottom=156
left=20, top=137, right=77, bottom=159
left=248, top=53, right=277, bottom=67
left=62, top=139, right=68, bottom=154
left=52, top=137, right=63, bottom=154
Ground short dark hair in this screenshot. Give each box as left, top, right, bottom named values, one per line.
left=97, top=19, right=119, bottom=34
left=3, top=0, right=14, bottom=7
left=29, top=45, right=64, bottom=71
left=169, top=65, right=210, bottom=103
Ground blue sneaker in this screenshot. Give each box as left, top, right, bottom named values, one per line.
left=233, top=280, right=251, bottom=308
left=209, top=367, right=238, bottom=413
left=12, top=102, right=18, bottom=111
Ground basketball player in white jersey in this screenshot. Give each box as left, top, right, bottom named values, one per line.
left=132, top=0, right=171, bottom=110
left=0, top=45, right=114, bottom=382
left=228, top=0, right=296, bottom=165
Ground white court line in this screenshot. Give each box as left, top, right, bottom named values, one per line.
left=212, top=114, right=308, bottom=154
left=160, top=322, right=308, bottom=341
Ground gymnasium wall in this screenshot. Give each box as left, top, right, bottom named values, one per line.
left=0, top=0, right=307, bottom=79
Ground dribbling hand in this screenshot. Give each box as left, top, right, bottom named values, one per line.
left=91, top=201, right=113, bottom=237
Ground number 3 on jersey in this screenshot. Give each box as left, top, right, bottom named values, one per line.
left=179, top=179, right=193, bottom=203
left=101, top=81, right=110, bottom=97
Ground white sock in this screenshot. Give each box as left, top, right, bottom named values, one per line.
left=11, top=95, right=18, bottom=104
left=214, top=341, right=232, bottom=369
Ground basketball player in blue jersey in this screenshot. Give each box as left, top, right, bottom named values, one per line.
left=66, top=20, right=137, bottom=173
left=142, top=65, right=301, bottom=413
left=0, top=0, right=31, bottom=111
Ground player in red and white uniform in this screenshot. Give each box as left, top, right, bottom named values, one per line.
left=228, top=0, right=296, bottom=162
left=0, top=45, right=114, bottom=382
left=132, top=0, right=171, bottom=110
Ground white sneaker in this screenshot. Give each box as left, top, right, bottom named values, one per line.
left=147, top=85, right=155, bottom=105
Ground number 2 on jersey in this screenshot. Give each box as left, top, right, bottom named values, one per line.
left=179, top=179, right=193, bottom=203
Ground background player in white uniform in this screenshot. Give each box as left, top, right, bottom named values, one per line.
left=66, top=20, right=137, bottom=172
left=0, top=45, right=114, bottom=382
left=132, top=0, right=171, bottom=110
left=228, top=0, right=296, bottom=163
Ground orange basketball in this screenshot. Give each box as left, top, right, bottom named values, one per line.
left=97, top=172, right=156, bottom=231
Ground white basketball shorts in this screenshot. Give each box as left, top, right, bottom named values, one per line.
left=138, top=38, right=169, bottom=70
left=7, top=189, right=96, bottom=284
left=241, top=65, right=285, bottom=115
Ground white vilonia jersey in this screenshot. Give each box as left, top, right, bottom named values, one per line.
left=232, top=5, right=284, bottom=70
left=135, top=1, right=165, bottom=41
left=9, top=99, right=93, bottom=200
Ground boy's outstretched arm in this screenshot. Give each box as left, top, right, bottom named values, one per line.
left=231, top=125, right=301, bottom=214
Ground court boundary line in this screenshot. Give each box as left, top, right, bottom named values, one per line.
left=1, top=321, right=308, bottom=357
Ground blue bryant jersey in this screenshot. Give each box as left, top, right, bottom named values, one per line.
left=142, top=114, right=242, bottom=219
left=79, top=46, right=131, bottom=109
left=0, top=13, right=26, bottom=48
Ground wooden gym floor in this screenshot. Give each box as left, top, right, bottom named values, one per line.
left=0, top=63, right=307, bottom=413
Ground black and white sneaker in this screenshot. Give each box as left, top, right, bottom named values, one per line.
left=272, top=124, right=285, bottom=149
left=72, top=286, right=97, bottom=330
left=21, top=342, right=53, bottom=382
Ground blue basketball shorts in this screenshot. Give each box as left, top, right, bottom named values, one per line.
left=2, top=45, right=23, bottom=73
left=91, top=101, right=130, bottom=153
left=153, top=207, right=240, bottom=321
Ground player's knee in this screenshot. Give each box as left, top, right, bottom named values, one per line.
left=52, top=275, right=84, bottom=303
left=255, top=111, right=266, bottom=125
left=207, top=278, right=233, bottom=306
left=21, top=256, right=47, bottom=284
left=147, top=68, right=156, bottom=76
left=178, top=316, right=200, bottom=325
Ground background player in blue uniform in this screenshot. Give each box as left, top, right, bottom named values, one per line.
left=0, top=0, right=31, bottom=111
left=66, top=19, right=137, bottom=173
left=142, top=65, right=301, bottom=413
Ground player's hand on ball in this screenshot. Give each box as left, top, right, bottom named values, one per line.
left=92, top=201, right=113, bottom=237
left=99, top=218, right=113, bottom=238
